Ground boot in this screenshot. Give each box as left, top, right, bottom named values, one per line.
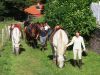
left=40, top=48, right=42, bottom=51
left=73, top=60, right=77, bottom=67
left=40, top=46, right=43, bottom=51
left=78, top=59, right=83, bottom=69
left=44, top=47, right=47, bottom=50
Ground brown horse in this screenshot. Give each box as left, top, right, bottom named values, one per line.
left=31, top=23, right=40, bottom=48
left=24, top=23, right=41, bottom=48
left=24, top=24, right=32, bottom=44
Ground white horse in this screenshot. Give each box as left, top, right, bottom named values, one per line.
left=12, top=27, right=21, bottom=55
left=51, top=29, right=68, bottom=68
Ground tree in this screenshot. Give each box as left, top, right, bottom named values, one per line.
left=4, top=0, right=34, bottom=10
left=45, top=0, right=98, bottom=37
left=0, top=0, right=37, bottom=21
left=0, top=1, right=5, bottom=15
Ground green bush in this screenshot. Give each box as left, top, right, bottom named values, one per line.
left=0, top=1, right=5, bottom=15
left=45, top=0, right=98, bottom=37
left=31, top=16, right=45, bottom=23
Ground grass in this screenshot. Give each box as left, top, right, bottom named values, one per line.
left=0, top=40, right=100, bottom=75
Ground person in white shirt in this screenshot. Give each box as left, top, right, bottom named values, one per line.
left=66, top=31, right=86, bottom=68
left=44, top=22, right=52, bottom=40
left=44, top=22, right=50, bottom=31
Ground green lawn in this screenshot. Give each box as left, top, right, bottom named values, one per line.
left=0, top=40, right=100, bottom=75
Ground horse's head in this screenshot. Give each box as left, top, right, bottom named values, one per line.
left=13, top=37, right=20, bottom=55
left=57, top=55, right=65, bottom=68
left=31, top=28, right=36, bottom=37
left=54, top=25, right=62, bottom=31
left=31, top=23, right=40, bottom=37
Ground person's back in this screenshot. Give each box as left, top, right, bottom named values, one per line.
left=40, top=28, right=47, bottom=37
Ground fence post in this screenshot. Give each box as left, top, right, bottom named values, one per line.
left=6, top=26, right=9, bottom=40
left=5, top=25, right=7, bottom=41
left=2, top=29, right=4, bottom=47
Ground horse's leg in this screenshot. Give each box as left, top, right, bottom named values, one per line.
left=21, top=30, right=23, bottom=39
left=28, top=34, right=32, bottom=46
left=32, top=38, right=35, bottom=48
left=13, top=46, right=15, bottom=54
left=25, top=32, right=28, bottom=43
left=33, top=38, right=36, bottom=48
left=34, top=39, right=38, bottom=48
left=12, top=38, right=15, bottom=54
left=27, top=33, right=30, bottom=44
left=25, top=32, right=30, bottom=45
left=53, top=47, right=57, bottom=61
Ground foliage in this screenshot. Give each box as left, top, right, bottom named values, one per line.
left=45, top=0, right=98, bottom=37
left=0, top=1, right=5, bottom=15
left=4, top=0, right=34, bottom=9
left=97, top=21, right=100, bottom=28
left=31, top=16, right=45, bottom=23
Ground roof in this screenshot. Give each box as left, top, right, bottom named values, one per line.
left=24, top=5, right=42, bottom=17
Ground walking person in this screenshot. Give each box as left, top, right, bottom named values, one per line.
left=66, top=31, right=86, bottom=68
left=44, top=22, right=52, bottom=40
left=40, top=25, right=48, bottom=51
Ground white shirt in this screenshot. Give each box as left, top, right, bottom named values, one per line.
left=44, top=25, right=50, bottom=31
left=67, top=36, right=86, bottom=50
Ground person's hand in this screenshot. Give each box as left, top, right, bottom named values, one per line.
left=66, top=45, right=68, bottom=48
left=83, top=48, right=86, bottom=51
left=82, top=50, right=88, bottom=56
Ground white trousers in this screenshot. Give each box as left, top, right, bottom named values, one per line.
left=73, top=49, right=82, bottom=60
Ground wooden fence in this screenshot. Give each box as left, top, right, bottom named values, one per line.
left=0, top=25, right=9, bottom=51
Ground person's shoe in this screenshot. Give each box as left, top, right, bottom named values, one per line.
left=40, top=48, right=42, bottom=51
left=78, top=59, right=83, bottom=69
left=73, top=60, right=77, bottom=67
left=44, top=47, right=47, bottom=50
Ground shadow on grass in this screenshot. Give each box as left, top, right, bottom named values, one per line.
left=19, top=47, right=25, bottom=54
left=66, top=59, right=74, bottom=66
left=66, top=59, right=79, bottom=67
left=48, top=55, right=53, bottom=60
left=19, top=45, right=26, bottom=54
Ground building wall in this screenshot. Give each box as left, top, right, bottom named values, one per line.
left=89, top=28, right=100, bottom=54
